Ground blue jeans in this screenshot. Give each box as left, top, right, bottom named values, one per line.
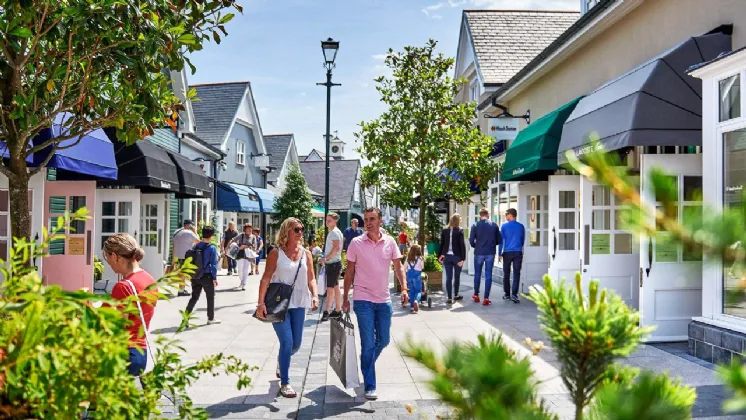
left=473, top=254, right=495, bottom=299
left=406, top=271, right=422, bottom=306
left=227, top=257, right=237, bottom=272
left=502, top=251, right=523, bottom=297
left=272, top=307, right=306, bottom=385
left=353, top=301, right=392, bottom=391
left=127, top=347, right=148, bottom=376
left=443, top=254, right=463, bottom=299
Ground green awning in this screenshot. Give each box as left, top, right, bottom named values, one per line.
left=502, top=96, right=584, bottom=182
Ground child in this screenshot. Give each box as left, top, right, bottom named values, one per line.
left=310, top=239, right=322, bottom=258
left=405, top=244, right=424, bottom=313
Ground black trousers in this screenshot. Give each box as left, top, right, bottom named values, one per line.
left=186, top=276, right=215, bottom=320
left=502, top=251, right=523, bottom=297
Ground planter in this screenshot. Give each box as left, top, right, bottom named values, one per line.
left=426, top=241, right=440, bottom=256
left=424, top=271, right=443, bottom=288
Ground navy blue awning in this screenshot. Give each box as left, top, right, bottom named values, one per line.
left=216, top=181, right=261, bottom=213
left=246, top=186, right=275, bottom=213
left=31, top=113, right=117, bottom=179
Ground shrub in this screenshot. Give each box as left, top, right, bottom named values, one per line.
left=423, top=254, right=442, bottom=272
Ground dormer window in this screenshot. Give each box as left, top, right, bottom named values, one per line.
left=236, top=140, right=245, bottom=165
left=470, top=80, right=479, bottom=102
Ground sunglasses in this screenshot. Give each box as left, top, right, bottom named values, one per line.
left=293, top=226, right=305, bottom=233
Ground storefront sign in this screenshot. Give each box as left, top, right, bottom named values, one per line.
left=487, top=118, right=519, bottom=141
left=574, top=142, right=604, bottom=158
left=591, top=234, right=610, bottom=255
left=68, top=237, right=85, bottom=256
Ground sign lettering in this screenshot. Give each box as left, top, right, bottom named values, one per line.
left=487, top=118, right=519, bottom=141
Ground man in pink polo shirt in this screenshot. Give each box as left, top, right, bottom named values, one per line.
left=342, top=207, right=407, bottom=401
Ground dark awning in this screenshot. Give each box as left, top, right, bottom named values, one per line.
left=103, top=140, right=180, bottom=193
left=168, top=152, right=212, bottom=199
left=558, top=32, right=732, bottom=164
left=502, top=97, right=583, bottom=182
left=216, top=181, right=261, bottom=213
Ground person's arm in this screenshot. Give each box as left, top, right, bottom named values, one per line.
left=469, top=224, right=477, bottom=248
left=257, top=238, right=264, bottom=252
left=210, top=245, right=218, bottom=283
left=255, top=249, right=279, bottom=319
left=498, top=225, right=504, bottom=258
left=520, top=224, right=526, bottom=253
left=305, top=249, right=319, bottom=311
left=438, top=229, right=446, bottom=262
left=392, top=259, right=407, bottom=295
left=321, top=233, right=341, bottom=264
left=458, top=230, right=466, bottom=266
left=191, top=230, right=200, bottom=245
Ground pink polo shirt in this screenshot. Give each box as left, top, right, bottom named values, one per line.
left=346, top=230, right=402, bottom=303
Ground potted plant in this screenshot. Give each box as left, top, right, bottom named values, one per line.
left=422, top=254, right=443, bottom=288
left=424, top=205, right=442, bottom=256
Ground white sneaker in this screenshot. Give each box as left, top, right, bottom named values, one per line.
left=364, top=390, right=378, bottom=400
left=207, top=319, right=222, bottom=325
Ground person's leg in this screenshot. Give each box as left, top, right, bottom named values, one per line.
left=127, top=347, right=148, bottom=376
left=334, top=284, right=342, bottom=313
left=185, top=281, right=204, bottom=314
left=502, top=253, right=512, bottom=297
left=512, top=253, right=523, bottom=297
left=444, top=256, right=454, bottom=299
left=473, top=255, right=484, bottom=297
left=484, top=255, right=495, bottom=300
left=238, top=259, right=250, bottom=287
left=453, top=258, right=462, bottom=298
left=204, top=277, right=216, bottom=321
left=289, top=308, right=306, bottom=354
left=373, top=302, right=393, bottom=361
left=353, top=301, right=377, bottom=392
left=272, top=315, right=293, bottom=385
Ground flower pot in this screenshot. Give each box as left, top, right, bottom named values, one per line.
left=424, top=271, right=443, bottom=288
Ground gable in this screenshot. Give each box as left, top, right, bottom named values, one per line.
left=236, top=94, right=255, bottom=125
left=455, top=18, right=478, bottom=81
left=306, top=150, right=324, bottom=161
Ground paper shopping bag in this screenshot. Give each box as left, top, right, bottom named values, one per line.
left=317, top=266, right=327, bottom=297
left=329, top=314, right=360, bottom=389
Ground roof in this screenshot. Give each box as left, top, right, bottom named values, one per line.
left=478, top=0, right=617, bottom=110
left=190, top=82, right=248, bottom=145
left=299, top=160, right=360, bottom=210
left=464, top=10, right=579, bottom=85
left=183, top=132, right=225, bottom=157
left=687, top=29, right=742, bottom=73
left=304, top=149, right=325, bottom=161
left=264, top=134, right=294, bottom=182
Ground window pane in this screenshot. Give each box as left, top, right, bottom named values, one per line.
left=559, top=233, right=575, bottom=250
left=655, top=205, right=678, bottom=231
left=528, top=213, right=541, bottom=230
left=724, top=130, right=746, bottom=207
left=719, top=73, right=741, bottom=122
left=49, top=196, right=66, bottom=214
left=614, top=233, right=633, bottom=254
left=147, top=219, right=157, bottom=232
left=70, top=220, right=85, bottom=234
left=592, top=210, right=610, bottom=230
left=118, top=219, right=129, bottom=233
left=0, top=191, right=8, bottom=212
left=592, top=186, right=610, bottom=206
left=148, top=233, right=157, bottom=247
left=69, top=196, right=86, bottom=212
left=0, top=215, right=7, bottom=237
left=102, top=235, right=111, bottom=245
left=558, top=191, right=575, bottom=209
left=542, top=231, right=548, bottom=247
left=683, top=176, right=703, bottom=202
left=101, top=219, right=115, bottom=233
left=529, top=231, right=540, bottom=247
left=149, top=205, right=157, bottom=217
left=559, top=212, right=575, bottom=230
left=119, top=202, right=132, bottom=216
left=654, top=175, right=678, bottom=203
left=102, top=202, right=116, bottom=216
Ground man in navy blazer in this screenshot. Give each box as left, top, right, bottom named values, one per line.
left=469, top=208, right=501, bottom=306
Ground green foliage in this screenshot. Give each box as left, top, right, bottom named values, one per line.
left=719, top=361, right=746, bottom=413
left=0, top=209, right=253, bottom=419
left=93, top=255, right=104, bottom=281
left=356, top=40, right=499, bottom=246
left=0, top=0, right=241, bottom=240
left=402, top=334, right=556, bottom=420
left=272, top=165, right=316, bottom=233
left=425, top=204, right=443, bottom=242
left=423, top=254, right=442, bottom=272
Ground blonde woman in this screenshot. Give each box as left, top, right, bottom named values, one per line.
left=103, top=233, right=158, bottom=376
left=255, top=218, right=319, bottom=398
left=437, top=213, right=466, bottom=304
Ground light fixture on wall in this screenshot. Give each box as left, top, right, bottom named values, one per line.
left=483, top=100, right=531, bottom=125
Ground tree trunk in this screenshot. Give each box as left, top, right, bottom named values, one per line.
left=418, top=174, right=426, bottom=249
left=8, top=153, right=32, bottom=244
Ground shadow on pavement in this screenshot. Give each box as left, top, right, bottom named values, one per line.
left=295, top=385, right=373, bottom=419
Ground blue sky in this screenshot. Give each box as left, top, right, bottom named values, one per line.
left=187, top=0, right=578, bottom=159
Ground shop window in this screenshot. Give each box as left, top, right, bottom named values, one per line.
left=0, top=190, right=33, bottom=260
left=557, top=190, right=577, bottom=251
left=236, top=140, right=246, bottom=165
left=525, top=195, right=548, bottom=247
left=719, top=73, right=741, bottom=122
left=724, top=130, right=746, bottom=317
left=140, top=204, right=158, bottom=247
left=590, top=186, right=633, bottom=255
left=101, top=201, right=133, bottom=245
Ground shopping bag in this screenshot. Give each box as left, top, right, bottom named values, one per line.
left=317, top=266, right=327, bottom=297
left=329, top=313, right=360, bottom=389
left=221, top=255, right=228, bottom=270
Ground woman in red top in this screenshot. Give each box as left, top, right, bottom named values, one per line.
left=103, top=233, right=158, bottom=376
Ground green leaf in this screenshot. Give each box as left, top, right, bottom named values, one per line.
left=10, top=27, right=33, bottom=38
left=177, top=34, right=198, bottom=45
left=219, top=13, right=235, bottom=24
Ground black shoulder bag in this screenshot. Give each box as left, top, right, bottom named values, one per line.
left=253, top=256, right=304, bottom=323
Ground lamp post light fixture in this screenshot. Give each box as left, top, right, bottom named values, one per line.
left=317, top=38, right=341, bottom=227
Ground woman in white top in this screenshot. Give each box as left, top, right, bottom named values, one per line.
left=255, top=217, right=318, bottom=398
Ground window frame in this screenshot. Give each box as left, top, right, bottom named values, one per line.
left=236, top=140, right=246, bottom=166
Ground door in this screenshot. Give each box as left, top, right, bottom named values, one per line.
left=548, top=175, right=580, bottom=284
left=518, top=182, right=549, bottom=293
left=640, top=154, right=703, bottom=341
left=42, top=181, right=96, bottom=291
left=140, top=194, right=167, bottom=279
left=96, top=189, right=140, bottom=284
left=579, top=176, right=639, bottom=309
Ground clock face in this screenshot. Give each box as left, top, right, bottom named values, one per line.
left=332, top=146, right=339, bottom=153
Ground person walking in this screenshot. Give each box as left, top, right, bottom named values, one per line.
left=172, top=219, right=199, bottom=296
left=320, top=213, right=343, bottom=321
left=255, top=218, right=319, bottom=398
left=222, top=221, right=239, bottom=275
left=405, top=244, right=424, bottom=313
left=398, top=229, right=408, bottom=254
left=438, top=213, right=466, bottom=304
left=230, top=223, right=257, bottom=290
left=185, top=226, right=221, bottom=325
left=342, top=207, right=408, bottom=401
left=253, top=228, right=264, bottom=275
left=103, top=234, right=158, bottom=376
left=343, top=218, right=363, bottom=251
left=469, top=208, right=502, bottom=306
left=499, top=208, right=526, bottom=303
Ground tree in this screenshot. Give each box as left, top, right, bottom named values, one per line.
left=356, top=40, right=498, bottom=247
left=272, top=164, right=315, bottom=234
left=0, top=0, right=242, bottom=241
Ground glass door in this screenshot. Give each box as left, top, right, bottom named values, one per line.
left=96, top=189, right=140, bottom=284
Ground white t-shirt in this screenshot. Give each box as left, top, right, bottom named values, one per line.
left=271, top=248, right=311, bottom=309
left=173, top=228, right=199, bottom=259
left=324, top=227, right=343, bottom=263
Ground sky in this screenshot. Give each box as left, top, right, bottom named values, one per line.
left=187, top=0, right=579, bottom=160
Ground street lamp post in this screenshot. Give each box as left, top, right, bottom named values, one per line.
left=317, top=38, right=340, bottom=230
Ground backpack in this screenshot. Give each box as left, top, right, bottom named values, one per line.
left=185, top=243, right=208, bottom=280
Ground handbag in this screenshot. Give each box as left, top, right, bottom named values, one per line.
left=253, top=254, right=304, bottom=323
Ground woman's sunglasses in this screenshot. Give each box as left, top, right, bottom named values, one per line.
left=293, top=226, right=304, bottom=234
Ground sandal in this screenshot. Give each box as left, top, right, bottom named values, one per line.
left=280, top=384, right=297, bottom=398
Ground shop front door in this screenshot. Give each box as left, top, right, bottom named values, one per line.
left=579, top=176, right=639, bottom=309
left=140, top=194, right=167, bottom=279
left=96, top=189, right=141, bottom=283
left=42, top=181, right=96, bottom=291
left=518, top=182, right=549, bottom=293
left=640, top=154, right=703, bottom=341
left=548, top=175, right=580, bottom=284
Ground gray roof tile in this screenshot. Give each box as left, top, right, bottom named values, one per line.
left=190, top=82, right=248, bottom=145
left=299, top=160, right=360, bottom=210
left=465, top=10, right=579, bottom=85
left=264, top=134, right=294, bottom=182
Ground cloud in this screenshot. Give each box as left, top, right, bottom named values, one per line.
left=421, top=2, right=445, bottom=18
left=372, top=53, right=388, bottom=61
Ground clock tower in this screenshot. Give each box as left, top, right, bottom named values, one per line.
left=330, top=131, right=345, bottom=160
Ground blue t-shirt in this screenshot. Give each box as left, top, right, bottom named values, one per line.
left=196, top=242, right=218, bottom=280
left=343, top=227, right=363, bottom=251
left=499, top=221, right=526, bottom=256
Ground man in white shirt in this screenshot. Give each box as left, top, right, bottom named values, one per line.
left=320, top=212, right=343, bottom=321
left=172, top=219, right=200, bottom=296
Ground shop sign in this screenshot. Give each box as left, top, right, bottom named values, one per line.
left=574, top=143, right=604, bottom=158
left=160, top=181, right=172, bottom=189
left=68, top=237, right=85, bottom=256
left=487, top=118, right=519, bottom=141
left=591, top=234, right=610, bottom=255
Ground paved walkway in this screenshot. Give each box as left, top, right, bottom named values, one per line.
left=149, top=265, right=742, bottom=419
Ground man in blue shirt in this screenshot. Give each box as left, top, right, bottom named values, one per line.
left=343, top=218, right=363, bottom=251
left=499, top=208, right=526, bottom=303
left=185, top=226, right=221, bottom=325
left=469, top=208, right=502, bottom=306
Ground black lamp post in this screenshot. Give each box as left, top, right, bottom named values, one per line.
left=317, top=38, right=340, bottom=228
